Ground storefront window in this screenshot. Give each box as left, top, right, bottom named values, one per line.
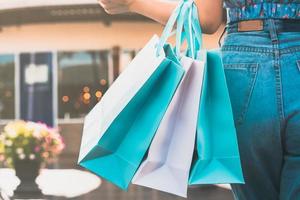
left=58, top=51, right=109, bottom=119
left=120, top=50, right=136, bottom=73
left=0, top=55, right=15, bottom=119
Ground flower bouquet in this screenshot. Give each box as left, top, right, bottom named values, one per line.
left=0, top=120, right=65, bottom=167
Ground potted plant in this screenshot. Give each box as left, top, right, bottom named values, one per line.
left=0, top=120, right=65, bottom=198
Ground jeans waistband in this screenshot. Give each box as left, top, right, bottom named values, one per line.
left=226, top=19, right=300, bottom=34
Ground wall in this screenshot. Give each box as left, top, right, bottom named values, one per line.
left=0, top=21, right=225, bottom=53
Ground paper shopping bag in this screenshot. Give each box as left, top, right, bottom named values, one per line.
left=189, top=49, right=244, bottom=184
left=132, top=55, right=204, bottom=197
left=77, top=40, right=184, bottom=190
left=188, top=3, right=244, bottom=184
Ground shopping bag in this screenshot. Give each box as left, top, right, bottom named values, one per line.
left=188, top=3, right=244, bottom=184
left=132, top=2, right=205, bottom=197
left=77, top=1, right=189, bottom=190
left=132, top=56, right=204, bottom=197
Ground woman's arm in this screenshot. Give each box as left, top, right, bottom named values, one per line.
left=98, top=0, right=224, bottom=34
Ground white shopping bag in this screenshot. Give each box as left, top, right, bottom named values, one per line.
left=78, top=35, right=166, bottom=163
left=132, top=56, right=205, bottom=197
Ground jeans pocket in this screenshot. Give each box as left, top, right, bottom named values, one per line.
left=223, top=63, right=259, bottom=126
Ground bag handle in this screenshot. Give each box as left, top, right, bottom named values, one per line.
left=175, top=1, right=203, bottom=59
left=174, top=0, right=194, bottom=58
left=156, top=0, right=193, bottom=57
left=191, top=3, right=203, bottom=52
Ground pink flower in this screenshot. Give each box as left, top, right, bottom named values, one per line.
left=34, top=146, right=41, bottom=152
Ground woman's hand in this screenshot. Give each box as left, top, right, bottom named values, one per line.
left=98, top=0, right=137, bottom=14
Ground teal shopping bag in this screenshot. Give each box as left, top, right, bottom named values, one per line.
left=188, top=3, right=244, bottom=184
left=78, top=1, right=189, bottom=190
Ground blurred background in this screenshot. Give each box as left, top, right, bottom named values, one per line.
left=0, top=0, right=233, bottom=199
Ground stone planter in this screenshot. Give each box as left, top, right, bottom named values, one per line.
left=13, top=158, right=43, bottom=199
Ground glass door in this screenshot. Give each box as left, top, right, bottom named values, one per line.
left=19, top=52, right=54, bottom=126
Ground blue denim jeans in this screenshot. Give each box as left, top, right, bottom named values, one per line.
left=221, top=19, right=300, bottom=200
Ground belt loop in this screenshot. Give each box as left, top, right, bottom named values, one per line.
left=267, top=19, right=278, bottom=43
left=218, top=25, right=227, bottom=47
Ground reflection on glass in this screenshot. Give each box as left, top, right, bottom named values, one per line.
left=0, top=55, right=15, bottom=119
left=58, top=51, right=109, bottom=119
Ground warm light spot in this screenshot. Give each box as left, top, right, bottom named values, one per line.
left=83, top=92, right=91, bottom=100
left=95, top=91, right=102, bottom=98
left=83, top=86, right=90, bottom=93
left=62, top=95, right=69, bottom=103
left=100, top=79, right=107, bottom=86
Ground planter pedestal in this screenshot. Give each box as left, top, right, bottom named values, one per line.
left=13, top=159, right=43, bottom=199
